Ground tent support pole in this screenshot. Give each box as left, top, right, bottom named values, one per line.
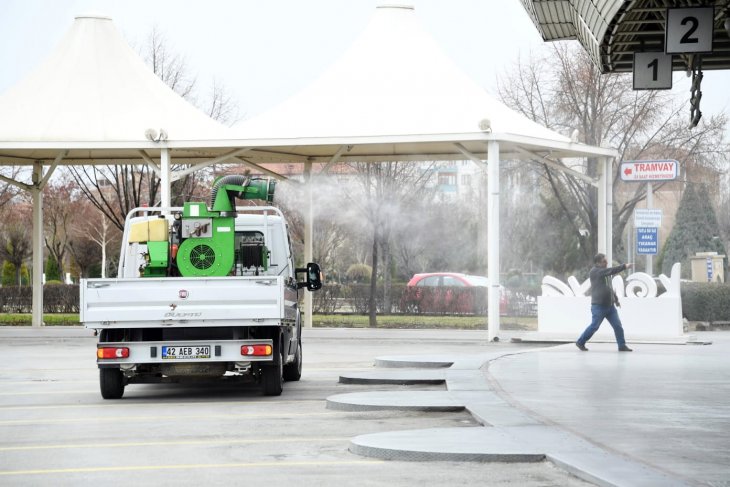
left=138, top=150, right=161, bottom=176
left=606, top=157, right=614, bottom=264
left=319, top=145, right=349, bottom=175
left=487, top=141, right=500, bottom=342
left=303, top=162, right=313, bottom=328
left=0, top=174, right=31, bottom=190
left=453, top=143, right=488, bottom=170
left=39, top=151, right=66, bottom=189
left=231, top=157, right=288, bottom=181
left=29, top=151, right=66, bottom=327
left=171, top=148, right=253, bottom=182
left=598, top=156, right=612, bottom=263
left=31, top=163, right=44, bottom=328
left=514, top=147, right=599, bottom=187
left=160, top=147, right=171, bottom=208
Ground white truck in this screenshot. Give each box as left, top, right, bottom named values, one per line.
left=80, top=176, right=321, bottom=399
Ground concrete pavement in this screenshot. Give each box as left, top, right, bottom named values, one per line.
left=331, top=330, right=730, bottom=487
left=2, top=326, right=728, bottom=486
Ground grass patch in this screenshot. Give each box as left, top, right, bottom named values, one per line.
left=0, top=313, right=538, bottom=330
left=0, top=314, right=80, bottom=326
left=312, top=314, right=537, bottom=330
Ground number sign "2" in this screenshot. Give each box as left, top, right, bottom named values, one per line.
left=665, top=7, right=714, bottom=54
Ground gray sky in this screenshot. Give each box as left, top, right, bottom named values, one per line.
left=1, top=0, right=729, bottom=128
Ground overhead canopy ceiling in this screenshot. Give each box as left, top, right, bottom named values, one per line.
left=520, top=0, right=730, bottom=73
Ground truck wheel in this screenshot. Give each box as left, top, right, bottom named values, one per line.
left=262, top=339, right=284, bottom=396
left=100, top=368, right=125, bottom=399
left=283, top=342, right=302, bottom=382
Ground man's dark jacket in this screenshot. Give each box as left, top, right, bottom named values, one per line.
left=589, top=264, right=627, bottom=306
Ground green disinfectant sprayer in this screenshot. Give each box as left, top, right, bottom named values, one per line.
left=137, top=175, right=276, bottom=278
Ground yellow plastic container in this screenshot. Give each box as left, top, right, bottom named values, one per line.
left=129, top=218, right=168, bottom=242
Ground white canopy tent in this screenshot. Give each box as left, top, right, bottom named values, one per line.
left=0, top=14, right=238, bottom=327
left=230, top=5, right=618, bottom=338
left=0, top=6, right=618, bottom=338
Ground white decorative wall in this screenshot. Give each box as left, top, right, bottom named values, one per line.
left=538, top=263, right=684, bottom=339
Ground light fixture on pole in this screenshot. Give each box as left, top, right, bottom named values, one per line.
left=144, top=128, right=168, bottom=142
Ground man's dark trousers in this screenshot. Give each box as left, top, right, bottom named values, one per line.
left=577, top=304, right=627, bottom=348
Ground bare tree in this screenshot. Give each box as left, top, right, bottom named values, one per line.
left=0, top=206, right=32, bottom=286
left=498, top=43, right=729, bottom=271
left=71, top=26, right=240, bottom=227
left=206, top=78, right=240, bottom=126
left=70, top=165, right=159, bottom=232
left=347, top=161, right=434, bottom=326
left=68, top=199, right=121, bottom=279
left=43, top=177, right=88, bottom=276
left=0, top=167, right=23, bottom=210
left=142, top=26, right=196, bottom=100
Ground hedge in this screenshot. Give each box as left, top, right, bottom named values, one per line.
left=0, top=284, right=79, bottom=313
left=312, top=283, right=541, bottom=316
left=681, top=282, right=730, bottom=323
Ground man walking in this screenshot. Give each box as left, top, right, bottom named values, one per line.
left=576, top=253, right=634, bottom=352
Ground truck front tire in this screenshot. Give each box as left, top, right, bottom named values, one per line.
left=100, top=368, right=125, bottom=399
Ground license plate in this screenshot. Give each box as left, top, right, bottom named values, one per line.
left=161, top=345, right=211, bottom=360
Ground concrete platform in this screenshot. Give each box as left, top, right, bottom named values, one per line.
left=374, top=354, right=456, bottom=368
left=327, top=391, right=464, bottom=412
left=327, top=332, right=730, bottom=486
left=350, top=427, right=545, bottom=462
left=339, top=368, right=446, bottom=385
left=512, top=331, right=712, bottom=345
left=350, top=426, right=689, bottom=486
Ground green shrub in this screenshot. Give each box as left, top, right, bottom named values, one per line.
left=45, top=256, right=61, bottom=282
left=346, top=263, right=372, bottom=283
left=1, top=261, right=15, bottom=287
left=0, top=284, right=79, bottom=313
left=20, top=264, right=30, bottom=286
left=313, top=283, right=342, bottom=314
left=681, top=282, right=730, bottom=323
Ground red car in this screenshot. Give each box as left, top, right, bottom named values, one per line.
left=402, top=272, right=507, bottom=315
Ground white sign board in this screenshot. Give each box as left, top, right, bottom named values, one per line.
left=620, top=160, right=679, bottom=182
left=665, top=7, right=714, bottom=54
left=633, top=52, right=673, bottom=90
left=634, top=209, right=662, bottom=228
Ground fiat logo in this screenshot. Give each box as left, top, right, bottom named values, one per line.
left=179, top=290, right=189, bottom=299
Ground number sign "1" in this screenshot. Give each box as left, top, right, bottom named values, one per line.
left=665, top=7, right=714, bottom=54
left=633, top=52, right=672, bottom=90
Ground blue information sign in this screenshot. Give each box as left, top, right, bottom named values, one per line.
left=637, top=227, right=658, bottom=255
left=706, top=257, right=713, bottom=282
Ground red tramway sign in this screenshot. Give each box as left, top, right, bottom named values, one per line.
left=620, top=160, right=679, bottom=182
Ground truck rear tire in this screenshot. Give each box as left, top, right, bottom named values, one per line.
left=283, top=342, right=302, bottom=382
left=262, top=338, right=284, bottom=396
left=100, top=368, right=125, bottom=399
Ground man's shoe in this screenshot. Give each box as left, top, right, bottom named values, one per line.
left=619, top=346, right=633, bottom=352
left=576, top=342, right=588, bottom=351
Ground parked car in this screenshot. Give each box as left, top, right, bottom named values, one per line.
left=401, top=272, right=507, bottom=315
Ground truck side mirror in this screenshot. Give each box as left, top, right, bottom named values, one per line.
left=296, top=263, right=322, bottom=291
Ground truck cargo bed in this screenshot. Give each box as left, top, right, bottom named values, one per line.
left=81, top=276, right=297, bottom=329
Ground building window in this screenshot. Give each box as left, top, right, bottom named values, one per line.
left=438, top=173, right=456, bottom=186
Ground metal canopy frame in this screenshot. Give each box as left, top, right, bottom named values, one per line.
left=0, top=5, right=620, bottom=338
left=0, top=134, right=616, bottom=341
